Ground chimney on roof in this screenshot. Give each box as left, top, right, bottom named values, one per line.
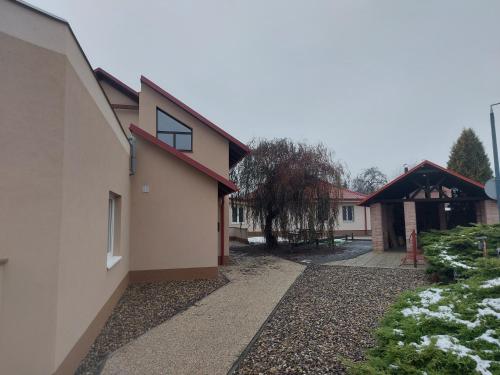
left=404, top=164, right=409, bottom=173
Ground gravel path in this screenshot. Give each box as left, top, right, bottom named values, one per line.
left=100, top=255, right=305, bottom=375
left=76, top=275, right=227, bottom=375
left=233, top=265, right=428, bottom=374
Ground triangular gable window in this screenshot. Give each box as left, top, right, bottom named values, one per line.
left=156, top=108, right=192, bottom=151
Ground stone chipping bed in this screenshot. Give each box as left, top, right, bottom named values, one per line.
left=233, top=265, right=429, bottom=375
left=76, top=274, right=228, bottom=375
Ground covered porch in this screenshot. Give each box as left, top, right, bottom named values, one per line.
left=360, top=160, right=499, bottom=253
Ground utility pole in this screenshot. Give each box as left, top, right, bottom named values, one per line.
left=489, top=103, right=500, bottom=218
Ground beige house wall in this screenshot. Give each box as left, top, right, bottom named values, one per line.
left=0, top=30, right=65, bottom=375
left=338, top=202, right=371, bottom=232
left=54, top=62, right=131, bottom=368
left=130, top=137, right=219, bottom=272
left=138, top=82, right=230, bottom=178
left=229, top=200, right=371, bottom=237
left=0, top=3, right=131, bottom=374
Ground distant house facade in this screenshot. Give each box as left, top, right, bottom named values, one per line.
left=229, top=188, right=371, bottom=241
left=0, top=1, right=248, bottom=374
left=359, top=160, right=499, bottom=255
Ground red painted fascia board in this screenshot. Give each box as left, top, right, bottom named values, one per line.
left=129, top=124, right=238, bottom=193
left=358, top=160, right=485, bottom=206
left=94, top=68, right=139, bottom=102
left=140, top=75, right=250, bottom=155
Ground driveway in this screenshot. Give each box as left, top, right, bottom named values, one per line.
left=243, top=239, right=373, bottom=265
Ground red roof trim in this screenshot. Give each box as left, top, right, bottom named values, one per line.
left=140, top=75, right=250, bottom=155
left=358, top=160, right=485, bottom=206
left=130, top=124, right=237, bottom=193
left=94, top=68, right=139, bottom=102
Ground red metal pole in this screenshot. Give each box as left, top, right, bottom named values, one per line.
left=412, top=229, right=417, bottom=268
left=220, top=198, right=225, bottom=266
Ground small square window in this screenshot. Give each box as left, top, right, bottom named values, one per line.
left=342, top=206, right=354, bottom=222
left=232, top=205, right=245, bottom=224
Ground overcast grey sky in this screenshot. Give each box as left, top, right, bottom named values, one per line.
left=29, top=0, right=500, bottom=178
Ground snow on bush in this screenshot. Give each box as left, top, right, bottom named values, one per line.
left=351, top=224, right=500, bottom=375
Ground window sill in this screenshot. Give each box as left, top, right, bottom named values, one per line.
left=106, top=255, right=122, bottom=270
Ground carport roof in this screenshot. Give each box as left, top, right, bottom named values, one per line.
left=359, top=160, right=488, bottom=206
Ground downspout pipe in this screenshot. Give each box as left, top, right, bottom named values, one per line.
left=220, top=198, right=225, bottom=266
left=129, top=136, right=136, bottom=176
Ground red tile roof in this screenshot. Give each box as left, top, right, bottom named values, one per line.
left=129, top=124, right=237, bottom=194
left=341, top=188, right=368, bottom=200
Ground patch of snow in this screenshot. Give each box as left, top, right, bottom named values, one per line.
left=418, top=288, right=443, bottom=307
left=438, top=250, right=473, bottom=269
left=476, top=330, right=500, bottom=347
left=393, top=329, right=403, bottom=336
left=477, top=298, right=500, bottom=319
left=405, top=297, right=500, bottom=329
left=481, top=278, right=500, bottom=289
left=300, top=259, right=312, bottom=264
left=415, top=335, right=493, bottom=375
left=247, top=236, right=286, bottom=244
left=401, top=305, right=481, bottom=329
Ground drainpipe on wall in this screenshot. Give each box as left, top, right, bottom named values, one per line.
left=220, top=198, right=224, bottom=266
left=129, top=137, right=136, bottom=176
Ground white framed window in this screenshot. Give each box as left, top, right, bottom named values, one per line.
left=231, top=205, right=245, bottom=224
left=342, top=205, right=354, bottom=222
left=106, top=192, right=122, bottom=269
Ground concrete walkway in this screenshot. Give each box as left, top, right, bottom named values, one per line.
left=101, top=255, right=305, bottom=375
left=325, top=250, right=427, bottom=269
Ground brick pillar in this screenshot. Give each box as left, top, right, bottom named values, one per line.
left=484, top=200, right=500, bottom=224
left=475, top=201, right=485, bottom=224
left=370, top=203, right=384, bottom=252
left=404, top=201, right=417, bottom=253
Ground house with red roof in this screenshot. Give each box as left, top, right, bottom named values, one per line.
left=359, top=160, right=499, bottom=254
left=0, top=1, right=248, bottom=374
left=229, top=188, right=371, bottom=241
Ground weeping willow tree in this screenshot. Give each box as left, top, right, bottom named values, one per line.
left=231, top=138, right=344, bottom=248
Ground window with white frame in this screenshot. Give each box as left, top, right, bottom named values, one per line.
left=342, top=205, right=354, bottom=222
left=107, top=192, right=122, bottom=269
left=231, top=205, right=245, bottom=224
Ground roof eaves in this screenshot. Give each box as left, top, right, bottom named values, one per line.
left=129, top=124, right=237, bottom=193
left=94, top=68, right=139, bottom=102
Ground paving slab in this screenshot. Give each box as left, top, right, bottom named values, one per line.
left=325, top=250, right=427, bottom=269
left=101, top=255, right=305, bottom=375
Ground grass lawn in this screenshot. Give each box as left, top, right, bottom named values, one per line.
left=351, top=225, right=500, bottom=375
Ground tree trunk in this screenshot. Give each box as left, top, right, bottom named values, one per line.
left=264, top=213, right=277, bottom=248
